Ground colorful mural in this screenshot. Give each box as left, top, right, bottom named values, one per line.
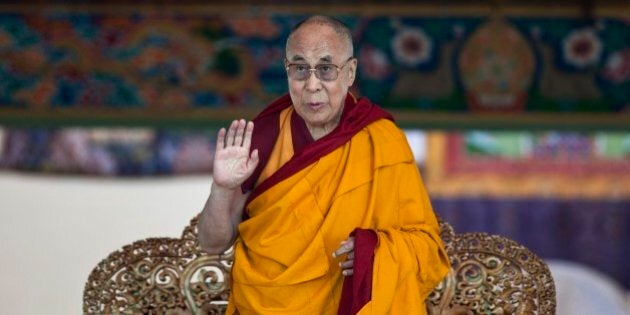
left=426, top=130, right=630, bottom=199
left=0, top=9, right=628, bottom=126
left=0, top=127, right=216, bottom=175
left=2, top=126, right=629, bottom=199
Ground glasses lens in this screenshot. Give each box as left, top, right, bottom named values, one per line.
left=288, top=64, right=308, bottom=80
left=287, top=64, right=339, bottom=81
left=316, top=65, right=337, bottom=81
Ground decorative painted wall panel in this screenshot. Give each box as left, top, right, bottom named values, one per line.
left=0, top=7, right=627, bottom=127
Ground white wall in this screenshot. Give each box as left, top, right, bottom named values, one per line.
left=0, top=172, right=212, bottom=314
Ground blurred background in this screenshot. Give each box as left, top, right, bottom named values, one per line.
left=0, top=1, right=628, bottom=314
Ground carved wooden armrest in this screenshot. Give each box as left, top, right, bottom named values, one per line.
left=426, top=218, right=556, bottom=314
left=83, top=217, right=231, bottom=314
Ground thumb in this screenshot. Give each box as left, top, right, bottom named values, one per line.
left=247, top=149, right=259, bottom=171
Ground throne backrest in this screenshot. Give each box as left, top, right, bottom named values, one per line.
left=83, top=216, right=556, bottom=314
left=426, top=221, right=556, bottom=314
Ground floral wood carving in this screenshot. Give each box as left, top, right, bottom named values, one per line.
left=83, top=217, right=232, bottom=314
left=84, top=216, right=555, bottom=314
left=426, top=230, right=556, bottom=315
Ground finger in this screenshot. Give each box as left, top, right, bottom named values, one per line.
left=234, top=119, right=246, bottom=146
left=247, top=149, right=259, bottom=171
left=333, top=242, right=351, bottom=257
left=216, top=128, right=226, bottom=150
left=339, top=259, right=354, bottom=269
left=225, top=120, right=237, bottom=146
left=242, top=121, right=254, bottom=150
left=347, top=251, right=354, bottom=260
left=333, top=246, right=349, bottom=258
left=333, top=239, right=354, bottom=258
left=342, top=269, right=353, bottom=277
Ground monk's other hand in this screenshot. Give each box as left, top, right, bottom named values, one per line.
left=213, top=119, right=259, bottom=189
left=333, top=237, right=355, bottom=276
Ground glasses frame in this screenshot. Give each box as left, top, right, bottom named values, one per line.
left=285, top=57, right=354, bottom=82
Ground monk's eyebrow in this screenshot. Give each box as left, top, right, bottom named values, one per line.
left=290, top=55, right=305, bottom=62
left=319, top=55, right=333, bottom=63
left=288, top=55, right=334, bottom=63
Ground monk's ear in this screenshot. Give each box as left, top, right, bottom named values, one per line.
left=346, top=57, right=358, bottom=87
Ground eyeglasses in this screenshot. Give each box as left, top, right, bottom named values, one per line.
left=285, top=57, right=354, bottom=82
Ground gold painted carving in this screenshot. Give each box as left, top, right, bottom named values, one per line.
left=84, top=216, right=556, bottom=314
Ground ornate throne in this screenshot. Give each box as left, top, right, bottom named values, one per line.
left=83, top=216, right=556, bottom=314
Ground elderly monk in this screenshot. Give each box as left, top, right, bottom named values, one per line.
left=197, top=15, right=450, bottom=314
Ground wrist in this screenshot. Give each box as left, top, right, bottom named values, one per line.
left=211, top=181, right=240, bottom=193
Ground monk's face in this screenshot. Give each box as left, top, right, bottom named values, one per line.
left=285, top=23, right=357, bottom=135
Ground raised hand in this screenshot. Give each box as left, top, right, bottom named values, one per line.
left=212, top=119, right=259, bottom=189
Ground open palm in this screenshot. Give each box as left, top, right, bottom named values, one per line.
left=213, top=119, right=259, bottom=189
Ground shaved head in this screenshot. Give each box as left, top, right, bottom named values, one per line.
left=286, top=15, right=353, bottom=59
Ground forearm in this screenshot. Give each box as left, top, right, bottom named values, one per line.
left=197, top=182, right=244, bottom=254
left=198, top=119, right=258, bottom=254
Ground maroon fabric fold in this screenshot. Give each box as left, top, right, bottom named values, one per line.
left=240, top=94, right=291, bottom=194
left=338, top=228, right=379, bottom=315
left=241, top=93, right=393, bottom=207
left=290, top=108, right=315, bottom=154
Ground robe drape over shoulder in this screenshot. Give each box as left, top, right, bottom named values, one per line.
left=226, top=93, right=450, bottom=315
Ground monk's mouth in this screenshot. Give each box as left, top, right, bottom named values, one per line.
left=307, top=102, right=324, bottom=110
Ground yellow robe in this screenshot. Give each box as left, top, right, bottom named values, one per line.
left=227, top=107, right=450, bottom=314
